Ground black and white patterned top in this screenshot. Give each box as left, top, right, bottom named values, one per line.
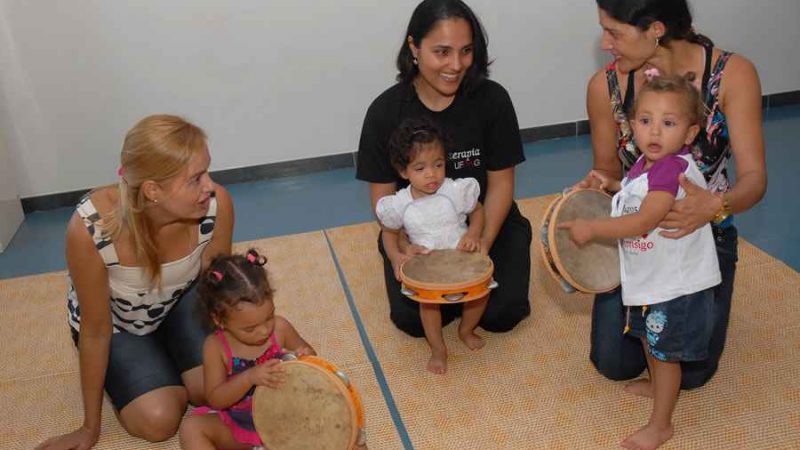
left=66, top=193, right=217, bottom=335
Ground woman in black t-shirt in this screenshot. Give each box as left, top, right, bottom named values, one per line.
left=357, top=0, right=532, bottom=337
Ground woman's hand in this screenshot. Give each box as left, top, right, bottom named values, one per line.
left=247, top=359, right=285, bottom=388
left=36, top=425, right=99, bottom=450
left=557, top=219, right=595, bottom=246
left=659, top=175, right=720, bottom=239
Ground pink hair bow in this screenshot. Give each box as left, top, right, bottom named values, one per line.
left=644, top=67, right=661, bottom=81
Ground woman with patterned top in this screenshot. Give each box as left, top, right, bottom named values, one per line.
left=37, top=115, right=234, bottom=450
left=580, top=0, right=767, bottom=393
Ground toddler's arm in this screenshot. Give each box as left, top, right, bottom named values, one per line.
left=381, top=228, right=405, bottom=280
left=203, top=336, right=283, bottom=407
left=458, top=202, right=484, bottom=252
left=275, top=316, right=317, bottom=356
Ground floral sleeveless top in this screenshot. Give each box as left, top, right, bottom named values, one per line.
left=606, top=45, right=734, bottom=194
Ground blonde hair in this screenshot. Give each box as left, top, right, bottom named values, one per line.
left=101, top=115, right=208, bottom=287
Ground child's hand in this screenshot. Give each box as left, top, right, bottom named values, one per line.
left=589, top=170, right=621, bottom=193
left=283, top=346, right=315, bottom=357
left=457, top=234, right=481, bottom=252
left=405, top=243, right=430, bottom=256
left=389, top=253, right=411, bottom=281
left=295, top=346, right=315, bottom=356
left=248, top=359, right=285, bottom=388
left=390, top=244, right=429, bottom=281
left=558, top=219, right=595, bottom=246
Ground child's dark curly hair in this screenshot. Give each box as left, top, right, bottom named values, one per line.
left=198, top=248, right=273, bottom=326
left=388, top=116, right=450, bottom=173
left=634, top=73, right=707, bottom=127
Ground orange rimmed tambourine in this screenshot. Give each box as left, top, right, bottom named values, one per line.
left=252, top=354, right=366, bottom=450
left=399, top=249, right=497, bottom=304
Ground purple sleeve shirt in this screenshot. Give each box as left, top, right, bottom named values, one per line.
left=647, top=155, right=689, bottom=195
left=626, top=148, right=690, bottom=196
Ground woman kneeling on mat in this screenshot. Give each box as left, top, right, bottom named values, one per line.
left=581, top=0, right=767, bottom=393
left=38, top=115, right=234, bottom=449
left=357, top=0, right=532, bottom=342
left=376, top=117, right=486, bottom=374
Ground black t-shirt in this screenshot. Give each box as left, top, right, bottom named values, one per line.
left=356, top=80, right=525, bottom=202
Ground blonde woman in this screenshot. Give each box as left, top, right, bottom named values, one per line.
left=37, top=115, right=234, bottom=449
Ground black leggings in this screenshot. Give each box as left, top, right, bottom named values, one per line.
left=380, top=202, right=532, bottom=337
left=71, top=282, right=210, bottom=410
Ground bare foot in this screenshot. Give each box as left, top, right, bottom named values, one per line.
left=624, top=379, right=654, bottom=398
left=621, top=423, right=673, bottom=450
left=426, top=348, right=447, bottom=374
left=458, top=330, right=486, bottom=350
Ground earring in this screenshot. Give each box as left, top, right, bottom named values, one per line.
left=655, top=36, right=660, bottom=48
left=153, top=199, right=159, bottom=204
left=412, top=57, right=418, bottom=66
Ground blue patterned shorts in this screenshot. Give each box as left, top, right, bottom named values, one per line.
left=626, top=287, right=715, bottom=362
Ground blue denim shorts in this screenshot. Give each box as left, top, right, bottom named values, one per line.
left=70, top=282, right=210, bottom=410
left=625, top=287, right=715, bottom=362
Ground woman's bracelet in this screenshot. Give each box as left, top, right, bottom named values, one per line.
left=712, top=192, right=733, bottom=225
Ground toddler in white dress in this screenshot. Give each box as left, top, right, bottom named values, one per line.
left=376, top=117, right=486, bottom=374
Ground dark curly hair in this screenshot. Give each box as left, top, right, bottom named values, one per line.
left=388, top=116, right=449, bottom=173
left=198, top=248, right=273, bottom=326
left=634, top=73, right=706, bottom=127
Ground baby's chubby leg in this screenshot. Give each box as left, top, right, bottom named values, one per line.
left=459, top=296, right=488, bottom=350
left=178, top=414, right=251, bottom=450
left=621, top=343, right=679, bottom=450
left=420, top=304, right=448, bottom=374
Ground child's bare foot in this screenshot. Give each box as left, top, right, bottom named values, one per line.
left=458, top=330, right=485, bottom=350
left=621, top=423, right=673, bottom=450
left=426, top=348, right=447, bottom=374
left=624, top=379, right=654, bottom=398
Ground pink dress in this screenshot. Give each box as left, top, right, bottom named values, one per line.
left=193, top=329, right=282, bottom=445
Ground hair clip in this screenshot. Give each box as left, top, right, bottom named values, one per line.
left=211, top=270, right=223, bottom=282
left=644, top=68, right=661, bottom=81
left=411, top=129, right=427, bottom=136
left=246, top=253, right=257, bottom=264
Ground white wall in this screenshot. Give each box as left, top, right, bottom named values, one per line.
left=1, top=0, right=798, bottom=198
left=0, top=122, right=24, bottom=252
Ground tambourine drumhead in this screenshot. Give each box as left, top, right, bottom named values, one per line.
left=540, top=189, right=620, bottom=293
left=252, top=357, right=363, bottom=450
left=400, top=249, right=494, bottom=303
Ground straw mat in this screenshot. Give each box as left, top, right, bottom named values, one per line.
left=1, top=194, right=798, bottom=449
left=324, top=195, right=800, bottom=449
left=0, top=231, right=403, bottom=449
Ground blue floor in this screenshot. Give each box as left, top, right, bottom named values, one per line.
left=1, top=104, right=798, bottom=279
